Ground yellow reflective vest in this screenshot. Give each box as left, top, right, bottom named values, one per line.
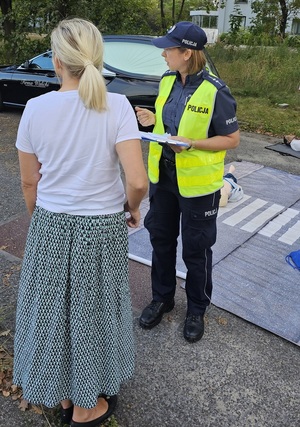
left=148, top=73, right=226, bottom=197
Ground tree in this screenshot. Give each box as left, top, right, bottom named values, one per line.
left=158, top=0, right=199, bottom=32
left=277, top=0, right=300, bottom=38
left=251, top=0, right=279, bottom=37
left=0, top=0, right=14, bottom=37
left=251, top=0, right=300, bottom=39
left=229, top=4, right=244, bottom=35
left=214, top=0, right=300, bottom=38
left=0, top=0, right=162, bottom=63
left=160, top=0, right=167, bottom=32
left=216, top=0, right=300, bottom=39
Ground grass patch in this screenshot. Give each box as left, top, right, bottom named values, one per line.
left=235, top=96, right=300, bottom=136
left=208, top=44, right=300, bottom=136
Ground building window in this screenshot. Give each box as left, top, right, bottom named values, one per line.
left=291, top=19, right=300, bottom=35
left=230, top=14, right=246, bottom=28
left=192, top=14, right=218, bottom=29
left=235, top=0, right=248, bottom=3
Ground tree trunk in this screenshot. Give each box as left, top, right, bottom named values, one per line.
left=172, top=0, right=175, bottom=25
left=0, top=0, right=15, bottom=37
left=160, top=0, right=167, bottom=32
left=278, top=0, right=288, bottom=38
left=177, top=0, right=186, bottom=22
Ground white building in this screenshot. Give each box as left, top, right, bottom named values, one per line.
left=190, top=0, right=300, bottom=43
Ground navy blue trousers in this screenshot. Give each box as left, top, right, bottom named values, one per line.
left=144, top=159, right=220, bottom=315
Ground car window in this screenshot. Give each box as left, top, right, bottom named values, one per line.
left=103, top=40, right=168, bottom=77
left=18, top=52, right=53, bottom=70
left=30, top=52, right=54, bottom=70
left=18, top=50, right=115, bottom=76
left=31, top=52, right=53, bottom=69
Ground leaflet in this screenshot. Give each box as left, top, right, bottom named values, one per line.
left=139, top=131, right=190, bottom=147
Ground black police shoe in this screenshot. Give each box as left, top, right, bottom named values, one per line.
left=139, top=299, right=175, bottom=329
left=183, top=313, right=204, bottom=343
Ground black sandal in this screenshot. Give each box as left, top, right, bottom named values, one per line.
left=70, top=395, right=117, bottom=427
left=60, top=404, right=74, bottom=425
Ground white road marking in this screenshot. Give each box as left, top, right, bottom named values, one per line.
left=278, top=220, right=300, bottom=245
left=129, top=197, right=300, bottom=246
left=259, top=208, right=299, bottom=237
left=241, top=204, right=285, bottom=232
left=223, top=198, right=267, bottom=226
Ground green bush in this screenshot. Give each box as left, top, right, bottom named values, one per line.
left=208, top=43, right=300, bottom=135
left=0, top=32, right=50, bottom=65
left=219, top=30, right=300, bottom=48
left=209, top=43, right=299, bottom=100
left=285, top=35, right=300, bottom=48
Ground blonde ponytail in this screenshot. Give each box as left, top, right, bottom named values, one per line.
left=51, top=18, right=107, bottom=112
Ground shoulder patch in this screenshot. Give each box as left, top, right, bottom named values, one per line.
left=203, top=70, right=226, bottom=90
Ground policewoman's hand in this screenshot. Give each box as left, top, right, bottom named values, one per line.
left=135, top=107, right=156, bottom=127
left=168, top=135, right=193, bottom=153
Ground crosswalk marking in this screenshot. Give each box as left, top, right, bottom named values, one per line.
left=223, top=198, right=267, bottom=226
left=259, top=208, right=299, bottom=237
left=217, top=195, right=251, bottom=218
left=220, top=197, right=300, bottom=245
left=130, top=196, right=300, bottom=246
left=241, top=204, right=284, bottom=232
left=278, top=220, right=300, bottom=245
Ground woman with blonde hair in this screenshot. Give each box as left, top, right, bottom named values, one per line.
left=13, top=18, right=148, bottom=426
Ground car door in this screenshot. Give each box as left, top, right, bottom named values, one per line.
left=6, top=52, right=60, bottom=107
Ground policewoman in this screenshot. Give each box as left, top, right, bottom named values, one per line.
left=136, top=21, right=240, bottom=343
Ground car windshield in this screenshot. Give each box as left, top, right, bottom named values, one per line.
left=17, top=37, right=217, bottom=78
left=103, top=40, right=168, bottom=77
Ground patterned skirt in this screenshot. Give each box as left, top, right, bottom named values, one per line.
left=13, top=206, right=134, bottom=409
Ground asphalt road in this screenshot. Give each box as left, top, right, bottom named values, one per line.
left=1, top=110, right=300, bottom=427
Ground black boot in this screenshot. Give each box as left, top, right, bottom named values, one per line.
left=183, top=313, right=204, bottom=343
left=139, top=299, right=175, bottom=329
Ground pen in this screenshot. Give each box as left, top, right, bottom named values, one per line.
left=184, top=94, right=192, bottom=106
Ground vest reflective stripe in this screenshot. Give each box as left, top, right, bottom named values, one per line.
left=149, top=74, right=226, bottom=197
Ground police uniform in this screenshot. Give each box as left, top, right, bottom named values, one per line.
left=144, top=69, right=239, bottom=316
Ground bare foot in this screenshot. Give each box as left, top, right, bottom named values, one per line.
left=228, top=164, right=236, bottom=174
left=72, top=397, right=108, bottom=423
left=283, top=134, right=296, bottom=145
left=61, top=399, right=73, bottom=409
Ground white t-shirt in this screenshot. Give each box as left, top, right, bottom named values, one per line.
left=16, top=90, right=141, bottom=215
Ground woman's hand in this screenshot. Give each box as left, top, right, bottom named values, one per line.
left=135, top=107, right=156, bottom=127
left=18, top=150, right=41, bottom=216
left=170, top=130, right=240, bottom=152
left=124, top=202, right=141, bottom=228
left=168, top=136, right=192, bottom=153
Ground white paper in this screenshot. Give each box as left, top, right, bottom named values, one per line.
left=139, top=131, right=190, bottom=147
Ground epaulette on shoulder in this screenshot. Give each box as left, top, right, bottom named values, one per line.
left=203, top=69, right=226, bottom=90
left=161, top=70, right=177, bottom=79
